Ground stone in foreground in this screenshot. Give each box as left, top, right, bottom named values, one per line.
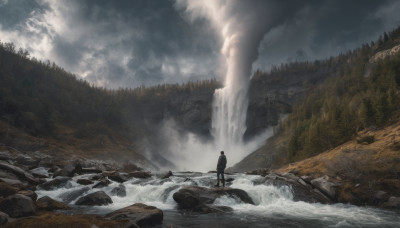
left=173, top=186, right=254, bottom=213
left=75, top=191, right=112, bottom=206
left=0, top=194, right=36, bottom=218
left=36, top=196, right=70, bottom=211
left=106, top=203, right=163, bottom=227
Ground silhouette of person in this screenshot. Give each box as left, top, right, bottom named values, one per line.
left=215, top=151, right=227, bottom=187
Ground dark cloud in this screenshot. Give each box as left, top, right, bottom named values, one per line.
left=0, top=0, right=399, bottom=88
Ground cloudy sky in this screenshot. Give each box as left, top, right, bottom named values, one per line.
left=1, top=0, right=400, bottom=89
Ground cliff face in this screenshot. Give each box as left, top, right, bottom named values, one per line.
left=163, top=69, right=331, bottom=140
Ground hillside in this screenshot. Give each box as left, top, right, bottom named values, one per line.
left=0, top=40, right=331, bottom=169
left=276, top=116, right=400, bottom=205
left=231, top=27, right=400, bottom=172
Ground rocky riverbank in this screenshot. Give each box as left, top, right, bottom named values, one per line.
left=0, top=149, right=163, bottom=227
left=0, top=146, right=399, bottom=227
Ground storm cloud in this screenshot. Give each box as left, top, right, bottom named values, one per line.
left=0, top=0, right=399, bottom=88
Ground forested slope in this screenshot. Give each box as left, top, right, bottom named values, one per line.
left=231, top=27, right=400, bottom=172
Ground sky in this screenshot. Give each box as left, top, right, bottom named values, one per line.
left=1, top=0, right=400, bottom=89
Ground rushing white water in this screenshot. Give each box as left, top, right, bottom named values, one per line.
left=36, top=173, right=400, bottom=227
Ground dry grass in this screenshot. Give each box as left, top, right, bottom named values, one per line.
left=4, top=212, right=128, bottom=228
left=0, top=120, right=148, bottom=166
left=275, top=120, right=400, bottom=204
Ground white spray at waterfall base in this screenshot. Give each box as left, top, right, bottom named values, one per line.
left=157, top=0, right=285, bottom=171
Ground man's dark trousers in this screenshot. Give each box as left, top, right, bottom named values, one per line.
left=217, top=169, right=225, bottom=187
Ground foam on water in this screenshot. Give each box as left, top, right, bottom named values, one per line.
left=36, top=173, right=400, bottom=227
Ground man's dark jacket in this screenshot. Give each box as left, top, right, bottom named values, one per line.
left=217, top=154, right=227, bottom=171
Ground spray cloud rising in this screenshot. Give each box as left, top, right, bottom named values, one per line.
left=159, top=0, right=291, bottom=171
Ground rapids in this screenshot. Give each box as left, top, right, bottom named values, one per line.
left=36, top=172, right=400, bottom=228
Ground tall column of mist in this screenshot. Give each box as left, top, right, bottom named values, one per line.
left=188, top=1, right=274, bottom=150
left=158, top=0, right=287, bottom=171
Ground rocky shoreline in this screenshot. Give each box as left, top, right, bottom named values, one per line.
left=0, top=149, right=399, bottom=227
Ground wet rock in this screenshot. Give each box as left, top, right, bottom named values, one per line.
left=0, top=151, right=11, bottom=160
left=0, top=194, right=36, bottom=218
left=30, top=167, right=49, bottom=178
left=51, top=167, right=63, bottom=178
left=0, top=211, right=8, bottom=225
left=127, top=171, right=152, bottom=179
left=183, top=178, right=197, bottom=186
left=110, top=184, right=126, bottom=197
left=92, top=179, right=111, bottom=188
left=245, top=168, right=269, bottom=176
left=310, top=175, right=340, bottom=199
left=36, top=196, right=70, bottom=211
left=90, top=174, right=102, bottom=181
left=107, top=173, right=128, bottom=183
left=81, top=167, right=102, bottom=174
left=162, top=185, right=180, bottom=202
left=173, top=186, right=254, bottom=211
left=0, top=169, right=20, bottom=181
left=0, top=161, right=41, bottom=185
left=374, top=191, right=390, bottom=204
left=300, top=176, right=312, bottom=184
left=192, top=204, right=233, bottom=214
left=263, top=173, right=331, bottom=204
left=0, top=177, right=23, bottom=185
left=75, top=191, right=112, bottom=206
left=15, top=154, right=38, bottom=166
left=382, top=196, right=400, bottom=209
left=226, top=178, right=235, bottom=182
left=59, top=187, right=90, bottom=203
left=162, top=171, right=173, bottom=179
left=77, top=179, right=94, bottom=185
left=61, top=161, right=82, bottom=177
left=18, top=190, right=37, bottom=201
left=0, top=182, right=19, bottom=198
left=106, top=203, right=163, bottom=227
left=37, top=177, right=71, bottom=190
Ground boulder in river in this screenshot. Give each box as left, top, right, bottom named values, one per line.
left=75, top=191, right=112, bottom=206
left=92, top=179, right=111, bottom=188
left=37, top=177, right=71, bottom=190
left=59, top=187, right=90, bottom=203
left=110, top=184, right=126, bottom=197
left=15, top=154, right=38, bottom=166
left=192, top=204, right=233, bottom=214
left=162, top=171, right=173, bottom=179
left=106, top=203, right=163, bottom=227
left=382, top=196, right=400, bottom=209
left=173, top=186, right=254, bottom=211
left=61, top=161, right=82, bottom=177
left=0, top=194, right=36, bottom=218
left=0, top=151, right=11, bottom=161
left=107, top=173, right=128, bottom=183
left=0, top=161, right=41, bottom=185
left=262, top=173, right=332, bottom=204
left=0, top=211, right=8, bottom=225
left=36, top=196, right=70, bottom=211
left=81, top=167, right=102, bottom=174
left=310, top=175, right=340, bottom=199
left=77, top=179, right=94, bottom=185
left=374, top=190, right=390, bottom=204
left=30, top=167, right=49, bottom=178
left=17, top=190, right=37, bottom=201
left=127, top=171, right=152, bottom=179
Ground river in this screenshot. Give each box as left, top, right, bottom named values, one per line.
left=36, top=172, right=400, bottom=228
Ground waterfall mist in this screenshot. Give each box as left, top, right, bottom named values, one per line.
left=153, top=0, right=295, bottom=171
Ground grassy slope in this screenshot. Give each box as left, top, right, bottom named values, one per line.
left=0, top=119, right=156, bottom=169
left=276, top=114, right=400, bottom=204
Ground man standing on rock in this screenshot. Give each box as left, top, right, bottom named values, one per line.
left=215, top=151, right=227, bottom=187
